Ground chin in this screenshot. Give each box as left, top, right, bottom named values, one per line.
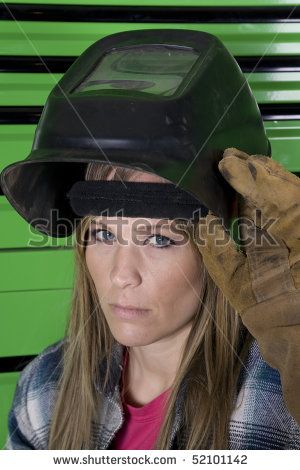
left=109, top=327, right=154, bottom=348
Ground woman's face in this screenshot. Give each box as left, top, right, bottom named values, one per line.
left=85, top=169, right=202, bottom=347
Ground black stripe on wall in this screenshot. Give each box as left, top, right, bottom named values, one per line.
left=261, top=104, right=300, bottom=120
left=0, top=107, right=42, bottom=124
left=2, top=55, right=300, bottom=74
left=239, top=56, right=300, bottom=73
left=0, top=355, right=37, bottom=373
left=0, top=104, right=300, bottom=124
left=0, top=56, right=75, bottom=73
left=0, top=4, right=299, bottom=23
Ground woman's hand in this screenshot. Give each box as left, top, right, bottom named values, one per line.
left=196, top=147, right=300, bottom=425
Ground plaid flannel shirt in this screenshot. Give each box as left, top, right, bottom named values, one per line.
left=4, top=337, right=300, bottom=450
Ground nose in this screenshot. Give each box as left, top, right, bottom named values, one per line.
left=110, top=243, right=142, bottom=289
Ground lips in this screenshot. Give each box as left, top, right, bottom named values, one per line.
left=111, top=303, right=149, bottom=311
left=111, top=304, right=151, bottom=319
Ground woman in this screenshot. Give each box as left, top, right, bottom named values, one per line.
left=49, top=161, right=252, bottom=450
left=2, top=29, right=300, bottom=450
left=5, top=150, right=300, bottom=450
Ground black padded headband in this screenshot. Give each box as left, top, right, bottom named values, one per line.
left=66, top=180, right=209, bottom=221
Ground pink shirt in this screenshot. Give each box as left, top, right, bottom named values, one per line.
left=110, top=348, right=172, bottom=450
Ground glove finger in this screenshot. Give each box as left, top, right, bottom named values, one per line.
left=291, top=260, right=300, bottom=290
left=238, top=195, right=262, bottom=228
left=242, top=221, right=296, bottom=302
left=238, top=202, right=300, bottom=290
left=237, top=181, right=300, bottom=262
left=223, top=147, right=300, bottom=185
left=218, top=149, right=300, bottom=222
left=237, top=195, right=280, bottom=248
left=223, top=147, right=251, bottom=161
left=197, top=211, right=254, bottom=312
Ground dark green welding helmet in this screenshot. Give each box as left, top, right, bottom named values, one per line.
left=0, top=28, right=271, bottom=238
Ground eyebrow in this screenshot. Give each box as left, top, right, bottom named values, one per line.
left=90, top=220, right=171, bottom=233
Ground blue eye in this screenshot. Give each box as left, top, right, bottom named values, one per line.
left=148, top=234, right=175, bottom=249
left=90, top=229, right=175, bottom=249
left=91, top=229, right=115, bottom=243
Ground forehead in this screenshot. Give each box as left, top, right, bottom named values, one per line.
left=109, top=165, right=170, bottom=184
left=89, top=218, right=191, bottom=241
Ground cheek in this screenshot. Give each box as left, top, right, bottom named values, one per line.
left=155, top=251, right=201, bottom=320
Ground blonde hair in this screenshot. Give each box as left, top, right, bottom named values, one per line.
left=48, top=162, right=253, bottom=449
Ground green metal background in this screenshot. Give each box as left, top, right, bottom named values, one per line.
left=1, top=0, right=300, bottom=449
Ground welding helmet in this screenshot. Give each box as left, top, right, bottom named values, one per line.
left=0, top=28, right=271, bottom=238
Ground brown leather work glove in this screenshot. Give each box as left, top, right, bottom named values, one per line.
left=196, top=147, right=300, bottom=425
